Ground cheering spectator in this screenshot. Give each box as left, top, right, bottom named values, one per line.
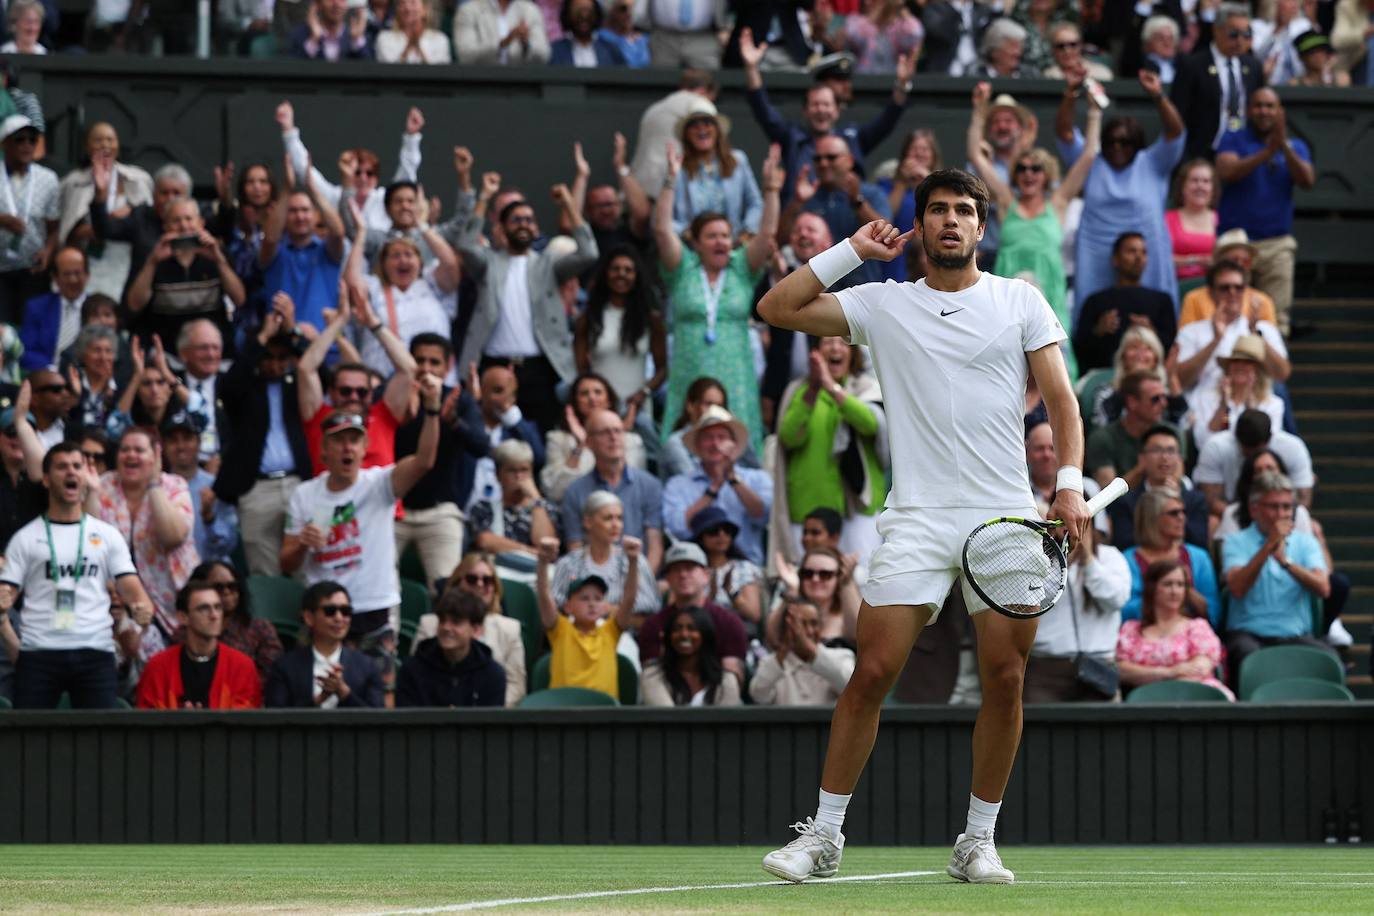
left=1043, top=20, right=1112, bottom=80
left=771, top=336, right=887, bottom=565
left=163, top=415, right=237, bottom=565
left=135, top=580, right=263, bottom=709
left=264, top=581, right=386, bottom=708
left=1121, top=487, right=1221, bottom=625
left=771, top=545, right=861, bottom=648
left=665, top=406, right=773, bottom=566
left=662, top=376, right=760, bottom=479
left=574, top=245, right=667, bottom=427
left=126, top=198, right=243, bottom=350
left=1140, top=15, right=1181, bottom=84
left=1254, top=0, right=1311, bottom=85
left=961, top=90, right=1036, bottom=266
left=176, top=319, right=229, bottom=465
left=542, top=491, right=659, bottom=616
left=760, top=215, right=835, bottom=428
left=750, top=596, right=855, bottom=706
left=419, top=553, right=526, bottom=705
left=641, top=605, right=742, bottom=706
left=977, top=18, right=1036, bottom=77
left=1292, top=29, right=1351, bottom=85
left=209, top=161, right=277, bottom=319
left=540, top=372, right=647, bottom=503
left=0, top=114, right=57, bottom=323
left=1058, top=68, right=1184, bottom=311
left=671, top=101, right=762, bottom=238
left=832, top=0, right=924, bottom=73
left=738, top=27, right=909, bottom=199
left=456, top=179, right=596, bottom=434
left=1009, top=0, right=1075, bottom=73
left=277, top=101, right=424, bottom=234
left=466, top=363, right=545, bottom=509
left=1214, top=447, right=1314, bottom=541
left=1215, top=88, right=1314, bottom=337
left=969, top=80, right=1098, bottom=376
left=1221, top=470, right=1334, bottom=686
left=0, top=403, right=44, bottom=552
left=211, top=309, right=314, bottom=577
left=453, top=0, right=551, bottom=64
left=88, top=161, right=190, bottom=305
left=1072, top=233, right=1178, bottom=373
left=1171, top=3, right=1265, bottom=162
left=1085, top=370, right=1176, bottom=491
left=1116, top=560, right=1234, bottom=700
left=597, top=0, right=649, bottom=67
left=637, top=540, right=748, bottom=677
left=104, top=336, right=210, bottom=442
left=560, top=409, right=663, bottom=568
left=62, top=300, right=131, bottom=425
left=194, top=560, right=282, bottom=687
left=1106, top=425, right=1210, bottom=551
left=692, top=505, right=763, bottom=632
left=11, top=368, right=67, bottom=448
left=0, top=442, right=153, bottom=709
left=281, top=382, right=442, bottom=701
left=57, top=122, right=153, bottom=297
left=467, top=439, right=559, bottom=570
left=1, top=1, right=47, bottom=54
left=920, top=0, right=999, bottom=75
left=655, top=147, right=780, bottom=455
left=1174, top=260, right=1290, bottom=409
left=1177, top=229, right=1279, bottom=328
left=288, top=0, right=373, bottom=60
left=1166, top=159, right=1219, bottom=298
left=628, top=69, right=718, bottom=195
left=550, top=0, right=625, bottom=66
left=1190, top=334, right=1285, bottom=452
left=376, top=0, right=452, bottom=62
left=535, top=536, right=642, bottom=699
left=878, top=129, right=941, bottom=277
left=578, top=136, right=651, bottom=253
left=784, top=135, right=891, bottom=288
left=259, top=161, right=347, bottom=334
left=397, top=589, right=505, bottom=707
left=1194, top=408, right=1314, bottom=516
left=19, top=246, right=88, bottom=372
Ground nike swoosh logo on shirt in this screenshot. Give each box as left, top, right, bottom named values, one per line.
left=940, top=308, right=965, bottom=317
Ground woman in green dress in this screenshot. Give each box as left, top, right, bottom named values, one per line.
left=654, top=144, right=782, bottom=455
left=967, top=80, right=1101, bottom=381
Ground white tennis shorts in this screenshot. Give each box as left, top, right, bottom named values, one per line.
left=861, top=505, right=1040, bottom=624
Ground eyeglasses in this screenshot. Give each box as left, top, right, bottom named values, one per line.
left=1052, top=40, right=1081, bottom=51
left=334, top=385, right=371, bottom=400
left=212, top=581, right=241, bottom=594
left=1144, top=446, right=1180, bottom=456
left=464, top=573, right=495, bottom=588
left=82, top=450, right=106, bottom=463
left=1014, top=163, right=1045, bottom=175
left=1227, top=28, right=1253, bottom=39
left=800, top=568, right=838, bottom=582
left=1162, top=508, right=1187, bottom=518
left=358, top=170, right=378, bottom=178
left=317, top=603, right=353, bottom=617
left=1213, top=283, right=1245, bottom=293
left=506, top=215, right=536, bottom=226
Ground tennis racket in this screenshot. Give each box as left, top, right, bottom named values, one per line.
left=961, top=477, right=1129, bottom=620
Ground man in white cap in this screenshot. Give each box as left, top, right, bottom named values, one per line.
left=0, top=114, right=59, bottom=324
left=663, top=405, right=772, bottom=565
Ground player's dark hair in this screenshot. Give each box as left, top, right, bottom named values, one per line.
left=1207, top=258, right=1249, bottom=289
left=1235, top=409, right=1273, bottom=450
left=1141, top=559, right=1193, bottom=627
left=1235, top=448, right=1289, bottom=529
left=175, top=579, right=220, bottom=614
left=660, top=605, right=727, bottom=706
left=673, top=377, right=728, bottom=431
left=41, top=441, right=85, bottom=474
left=804, top=507, right=843, bottom=538
left=1112, top=232, right=1145, bottom=257
left=914, top=168, right=990, bottom=225
left=383, top=180, right=418, bottom=210
left=410, top=333, right=452, bottom=360
left=303, top=580, right=349, bottom=613
left=434, top=588, right=487, bottom=627
left=1119, top=370, right=1159, bottom=403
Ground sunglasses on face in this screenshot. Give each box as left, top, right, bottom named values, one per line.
left=358, top=170, right=378, bottom=178
left=1014, top=163, right=1045, bottom=175
left=1228, top=29, right=1253, bottom=39
left=464, top=573, right=495, bottom=587
left=1053, top=40, right=1081, bottom=51
left=1214, top=283, right=1245, bottom=293
left=1149, top=393, right=1168, bottom=404
left=334, top=385, right=371, bottom=400
left=1162, top=508, right=1187, bottom=518
left=36, top=384, right=69, bottom=394
left=9, top=133, right=38, bottom=145
left=317, top=603, right=353, bottom=618
left=1105, top=136, right=1133, bottom=148
left=701, top=525, right=732, bottom=538
left=800, top=567, right=837, bottom=582
left=82, top=450, right=106, bottom=463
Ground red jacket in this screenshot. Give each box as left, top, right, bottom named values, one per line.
left=135, top=643, right=263, bottom=709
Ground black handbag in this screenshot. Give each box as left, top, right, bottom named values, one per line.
left=1069, top=569, right=1120, bottom=699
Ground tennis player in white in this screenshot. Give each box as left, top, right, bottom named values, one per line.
left=757, top=169, right=1090, bottom=884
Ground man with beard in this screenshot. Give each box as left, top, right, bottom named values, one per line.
left=549, top=0, right=627, bottom=66
left=1072, top=232, right=1177, bottom=371
left=757, top=169, right=1089, bottom=885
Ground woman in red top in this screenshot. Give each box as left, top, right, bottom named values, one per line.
left=1165, top=159, right=1218, bottom=298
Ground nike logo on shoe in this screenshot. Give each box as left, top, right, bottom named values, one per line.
left=940, top=308, right=965, bottom=317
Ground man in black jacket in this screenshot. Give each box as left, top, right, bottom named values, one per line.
left=211, top=299, right=314, bottom=576
left=920, top=0, right=999, bottom=75
left=1170, top=3, right=1265, bottom=161
left=265, top=581, right=386, bottom=708
left=396, top=590, right=506, bottom=708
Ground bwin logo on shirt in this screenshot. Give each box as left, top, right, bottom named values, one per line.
left=47, top=561, right=100, bottom=580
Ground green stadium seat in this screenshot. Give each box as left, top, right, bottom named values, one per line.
left=530, top=652, right=551, bottom=692
left=1249, top=677, right=1355, bottom=702
left=500, top=578, right=547, bottom=681
left=1126, top=680, right=1233, bottom=703
left=518, top=687, right=618, bottom=708
left=399, top=546, right=428, bottom=589
left=399, top=578, right=431, bottom=630
left=0, top=695, right=11, bottom=709
left=1238, top=645, right=1345, bottom=701
left=246, top=575, right=306, bottom=644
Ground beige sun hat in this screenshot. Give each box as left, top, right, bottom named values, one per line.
left=682, top=405, right=749, bottom=457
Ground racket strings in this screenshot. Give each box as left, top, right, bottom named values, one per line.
left=964, top=522, right=1066, bottom=615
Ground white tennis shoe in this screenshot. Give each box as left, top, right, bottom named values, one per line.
left=947, top=828, right=1014, bottom=884
left=761, top=817, right=844, bottom=883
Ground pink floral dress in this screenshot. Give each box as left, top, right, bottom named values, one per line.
left=1116, top=617, right=1235, bottom=700
left=95, top=472, right=200, bottom=636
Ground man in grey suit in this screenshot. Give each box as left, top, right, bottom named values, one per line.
left=456, top=179, right=597, bottom=433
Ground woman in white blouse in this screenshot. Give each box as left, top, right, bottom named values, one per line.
left=573, top=244, right=667, bottom=424
left=376, top=0, right=453, bottom=63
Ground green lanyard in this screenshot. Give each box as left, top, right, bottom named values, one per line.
left=43, top=514, right=87, bottom=586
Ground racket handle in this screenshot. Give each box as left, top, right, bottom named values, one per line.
left=1085, top=477, right=1129, bottom=516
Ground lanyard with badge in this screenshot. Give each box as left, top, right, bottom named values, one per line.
left=44, top=514, right=87, bottom=631
left=699, top=267, right=725, bottom=345
left=0, top=160, right=35, bottom=251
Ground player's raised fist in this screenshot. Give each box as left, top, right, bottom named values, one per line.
left=849, top=220, right=915, bottom=263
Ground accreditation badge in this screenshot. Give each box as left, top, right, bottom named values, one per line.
left=54, top=589, right=77, bottom=630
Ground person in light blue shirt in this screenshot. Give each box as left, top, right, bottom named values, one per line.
left=672, top=106, right=763, bottom=237
left=663, top=407, right=772, bottom=565
left=596, top=0, right=650, bottom=68
left=1220, top=469, right=1334, bottom=691
left=791, top=135, right=892, bottom=286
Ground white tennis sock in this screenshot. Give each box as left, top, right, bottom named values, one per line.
left=815, top=788, right=851, bottom=836
left=965, top=794, right=1002, bottom=837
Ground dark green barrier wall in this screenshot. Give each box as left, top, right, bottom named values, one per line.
left=0, top=704, right=1368, bottom=844
left=14, top=58, right=1374, bottom=263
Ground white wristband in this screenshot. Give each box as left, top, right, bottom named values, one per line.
left=807, top=240, right=863, bottom=289
left=1056, top=466, right=1084, bottom=494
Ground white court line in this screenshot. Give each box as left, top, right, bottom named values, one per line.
left=358, top=870, right=938, bottom=915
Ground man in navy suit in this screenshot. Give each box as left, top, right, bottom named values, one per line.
left=549, top=0, right=626, bottom=67
left=264, top=581, right=385, bottom=708
left=19, top=246, right=88, bottom=373
left=1170, top=3, right=1266, bottom=161
left=285, top=0, right=373, bottom=60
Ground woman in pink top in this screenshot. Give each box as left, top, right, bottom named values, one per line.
left=1117, top=559, right=1234, bottom=700
left=1165, top=158, right=1218, bottom=297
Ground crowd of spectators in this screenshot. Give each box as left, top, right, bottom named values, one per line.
left=0, top=0, right=1359, bottom=710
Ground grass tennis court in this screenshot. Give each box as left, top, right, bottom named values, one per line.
left=2, top=844, right=1372, bottom=913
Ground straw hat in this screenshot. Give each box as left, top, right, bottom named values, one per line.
left=1213, top=228, right=1258, bottom=263
left=682, top=405, right=748, bottom=457
left=1218, top=334, right=1267, bottom=369
left=986, top=94, right=1033, bottom=130
left=675, top=98, right=731, bottom=142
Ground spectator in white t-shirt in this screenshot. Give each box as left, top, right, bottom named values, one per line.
left=280, top=378, right=442, bottom=702
left=0, top=442, right=155, bottom=708
left=1193, top=408, right=1314, bottom=519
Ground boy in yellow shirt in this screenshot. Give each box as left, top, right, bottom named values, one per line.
left=535, top=535, right=643, bottom=699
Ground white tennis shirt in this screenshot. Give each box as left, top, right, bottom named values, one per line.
left=837, top=272, right=1066, bottom=509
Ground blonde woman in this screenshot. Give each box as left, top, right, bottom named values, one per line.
left=671, top=103, right=761, bottom=238
left=1076, top=326, right=1186, bottom=433
left=376, top=0, right=453, bottom=63
left=1190, top=334, right=1286, bottom=451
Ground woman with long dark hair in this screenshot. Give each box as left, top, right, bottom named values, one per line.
left=639, top=605, right=741, bottom=706
left=211, top=160, right=278, bottom=325
left=574, top=245, right=667, bottom=420
left=540, top=370, right=647, bottom=502
left=192, top=560, right=283, bottom=683
left=1116, top=559, right=1233, bottom=699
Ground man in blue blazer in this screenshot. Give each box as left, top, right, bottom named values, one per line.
left=549, top=0, right=627, bottom=67
left=264, top=581, right=385, bottom=708
left=19, top=246, right=89, bottom=373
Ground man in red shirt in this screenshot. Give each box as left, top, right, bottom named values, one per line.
left=135, top=580, right=262, bottom=709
